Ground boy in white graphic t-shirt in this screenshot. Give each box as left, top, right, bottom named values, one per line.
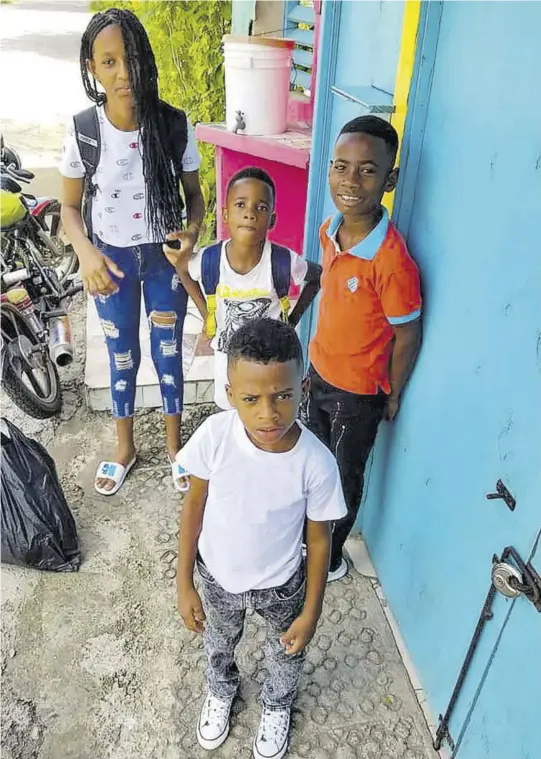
left=176, top=319, right=346, bottom=759
left=174, top=167, right=321, bottom=409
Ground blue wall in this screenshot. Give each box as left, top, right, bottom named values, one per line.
left=304, top=2, right=541, bottom=757
left=231, top=0, right=256, bottom=35
left=360, top=3, right=541, bottom=757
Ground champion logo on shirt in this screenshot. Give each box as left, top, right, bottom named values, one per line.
left=133, top=212, right=143, bottom=220
left=133, top=192, right=144, bottom=200
left=132, top=234, right=143, bottom=241
left=105, top=207, right=116, bottom=214
left=129, top=142, right=138, bottom=149
left=347, top=277, right=359, bottom=293
left=70, top=161, right=81, bottom=168
left=116, top=158, right=128, bottom=166
left=111, top=191, right=121, bottom=199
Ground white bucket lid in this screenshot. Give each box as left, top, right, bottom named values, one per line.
left=222, top=34, right=295, bottom=50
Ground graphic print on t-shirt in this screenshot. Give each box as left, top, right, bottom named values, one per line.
left=59, top=106, right=201, bottom=247
left=217, top=297, right=272, bottom=352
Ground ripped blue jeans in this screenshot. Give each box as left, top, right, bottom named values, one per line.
left=94, top=238, right=188, bottom=418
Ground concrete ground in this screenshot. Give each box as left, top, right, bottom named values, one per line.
left=1, top=3, right=440, bottom=758
left=1, top=0, right=91, bottom=181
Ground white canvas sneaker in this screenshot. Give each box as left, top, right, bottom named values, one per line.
left=197, top=692, right=233, bottom=750
left=253, top=706, right=291, bottom=759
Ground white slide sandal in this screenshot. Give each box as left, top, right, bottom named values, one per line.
left=171, top=460, right=190, bottom=493
left=94, top=457, right=137, bottom=496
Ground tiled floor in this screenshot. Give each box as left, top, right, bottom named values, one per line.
left=84, top=296, right=214, bottom=411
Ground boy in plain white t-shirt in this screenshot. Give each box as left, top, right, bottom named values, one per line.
left=176, top=167, right=321, bottom=410
left=176, top=319, right=346, bottom=759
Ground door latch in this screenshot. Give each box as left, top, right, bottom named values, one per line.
left=492, top=547, right=541, bottom=612
left=434, top=544, right=541, bottom=751
left=492, top=562, right=524, bottom=597
left=486, top=479, right=516, bottom=511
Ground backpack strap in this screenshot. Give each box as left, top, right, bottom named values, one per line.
left=161, top=102, right=188, bottom=175
left=270, top=243, right=292, bottom=323
left=201, top=243, right=222, bottom=338
left=73, top=107, right=101, bottom=238
left=160, top=102, right=188, bottom=223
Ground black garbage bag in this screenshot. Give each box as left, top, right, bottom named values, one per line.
left=1, top=419, right=80, bottom=571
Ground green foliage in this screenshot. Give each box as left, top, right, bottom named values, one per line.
left=90, top=0, right=231, bottom=241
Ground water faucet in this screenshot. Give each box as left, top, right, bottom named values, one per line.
left=232, top=111, right=246, bottom=134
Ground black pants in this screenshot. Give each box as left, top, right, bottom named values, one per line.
left=302, top=366, right=385, bottom=570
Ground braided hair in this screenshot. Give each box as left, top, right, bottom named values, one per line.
left=80, top=8, right=184, bottom=240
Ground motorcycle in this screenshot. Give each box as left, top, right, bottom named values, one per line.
left=0, top=136, right=78, bottom=283
left=1, top=164, right=82, bottom=419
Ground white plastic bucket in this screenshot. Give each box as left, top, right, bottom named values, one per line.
left=223, top=35, right=294, bottom=136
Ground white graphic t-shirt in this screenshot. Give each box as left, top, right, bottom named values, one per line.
left=59, top=105, right=201, bottom=248
left=176, top=410, right=347, bottom=593
left=188, top=240, right=308, bottom=409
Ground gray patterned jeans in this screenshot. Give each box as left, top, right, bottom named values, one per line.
left=197, top=557, right=306, bottom=709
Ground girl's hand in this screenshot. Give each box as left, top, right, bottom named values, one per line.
left=163, top=228, right=198, bottom=273
left=79, top=243, right=124, bottom=297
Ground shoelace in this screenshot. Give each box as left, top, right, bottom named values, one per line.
left=203, top=696, right=230, bottom=725
left=259, top=708, right=289, bottom=742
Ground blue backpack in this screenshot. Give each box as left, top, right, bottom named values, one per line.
left=201, top=242, right=292, bottom=338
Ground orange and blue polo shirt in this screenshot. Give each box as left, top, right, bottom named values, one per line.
left=309, top=207, right=421, bottom=396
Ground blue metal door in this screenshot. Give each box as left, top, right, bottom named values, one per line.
left=300, top=0, right=405, bottom=351
left=369, top=2, right=541, bottom=757
left=453, top=537, right=541, bottom=759
left=319, top=0, right=405, bottom=223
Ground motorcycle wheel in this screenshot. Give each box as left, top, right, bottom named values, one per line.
left=1, top=302, right=62, bottom=419
left=34, top=200, right=78, bottom=282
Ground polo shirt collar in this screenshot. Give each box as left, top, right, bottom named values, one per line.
left=327, top=206, right=390, bottom=260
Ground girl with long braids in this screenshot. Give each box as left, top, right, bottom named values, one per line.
left=60, top=8, right=205, bottom=495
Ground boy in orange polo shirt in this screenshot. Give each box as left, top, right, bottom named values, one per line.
left=305, top=116, right=422, bottom=582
